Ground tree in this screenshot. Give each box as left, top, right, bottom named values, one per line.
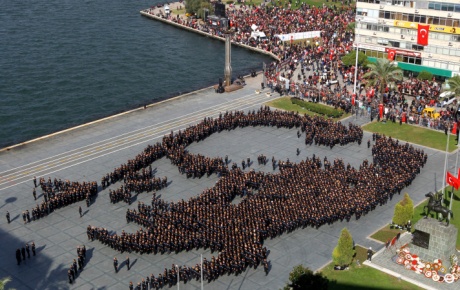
left=417, top=71, right=433, bottom=81
left=446, top=75, right=460, bottom=97
left=362, top=58, right=403, bottom=103
left=0, top=277, right=14, bottom=290
left=332, top=228, right=355, bottom=267
left=283, top=265, right=329, bottom=290
left=185, top=0, right=210, bottom=14
left=392, top=193, right=414, bottom=226
left=341, top=50, right=368, bottom=67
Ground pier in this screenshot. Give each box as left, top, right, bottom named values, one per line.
left=140, top=4, right=280, bottom=61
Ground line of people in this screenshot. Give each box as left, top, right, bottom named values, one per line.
left=15, top=242, right=36, bottom=265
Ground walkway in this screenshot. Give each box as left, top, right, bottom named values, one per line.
left=0, top=72, right=455, bottom=290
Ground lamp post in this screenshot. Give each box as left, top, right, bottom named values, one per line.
left=175, top=264, right=180, bottom=290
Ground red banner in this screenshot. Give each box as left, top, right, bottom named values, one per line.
left=387, top=49, right=396, bottom=61
left=417, top=24, right=430, bottom=46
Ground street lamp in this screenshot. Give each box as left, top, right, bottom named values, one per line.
left=175, top=264, right=180, bottom=290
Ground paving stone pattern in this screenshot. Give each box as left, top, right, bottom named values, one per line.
left=0, top=74, right=456, bottom=290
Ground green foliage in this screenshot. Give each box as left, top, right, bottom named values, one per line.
left=291, top=98, right=344, bottom=118
left=332, top=228, right=355, bottom=267
left=227, top=1, right=234, bottom=4
left=416, top=71, right=433, bottom=81
left=284, top=265, right=329, bottom=290
left=392, top=193, right=414, bottom=226
left=186, top=0, right=210, bottom=14
left=0, top=277, right=13, bottom=290
left=341, top=50, right=368, bottom=67
left=346, top=22, right=356, bottom=32
left=446, top=75, right=460, bottom=97
left=362, top=58, right=403, bottom=103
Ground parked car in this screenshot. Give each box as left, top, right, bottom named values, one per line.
left=437, top=91, right=456, bottom=107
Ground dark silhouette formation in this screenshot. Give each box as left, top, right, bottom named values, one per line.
left=80, top=107, right=423, bottom=288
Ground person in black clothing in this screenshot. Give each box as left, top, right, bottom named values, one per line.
left=33, top=188, right=37, bottom=200
left=21, top=247, right=26, bottom=261
left=78, top=255, right=84, bottom=271
left=16, top=249, right=21, bottom=265
left=79, top=206, right=82, bottom=218
left=6, top=211, right=10, bottom=223
left=68, top=269, right=73, bottom=284
left=129, top=281, right=133, bottom=290
left=367, top=247, right=373, bottom=262
left=114, top=257, right=118, bottom=273
left=26, top=244, right=30, bottom=258
left=126, top=256, right=130, bottom=271
left=31, top=242, right=36, bottom=256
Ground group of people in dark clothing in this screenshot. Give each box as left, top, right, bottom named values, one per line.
left=25, top=177, right=98, bottom=223
left=15, top=242, right=36, bottom=265
left=76, top=107, right=424, bottom=289
left=67, top=245, right=87, bottom=284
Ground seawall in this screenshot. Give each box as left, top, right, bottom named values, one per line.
left=140, top=9, right=280, bottom=61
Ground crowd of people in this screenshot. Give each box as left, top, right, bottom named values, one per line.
left=145, top=1, right=459, bottom=135
left=24, top=177, right=98, bottom=222
left=76, top=107, right=424, bottom=288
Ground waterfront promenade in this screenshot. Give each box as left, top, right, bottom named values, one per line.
left=0, top=70, right=453, bottom=290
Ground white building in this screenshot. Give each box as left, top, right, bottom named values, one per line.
left=355, top=0, right=460, bottom=79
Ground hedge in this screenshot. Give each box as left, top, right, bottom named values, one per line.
left=291, top=98, right=344, bottom=118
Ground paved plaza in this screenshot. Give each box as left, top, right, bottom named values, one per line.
left=0, top=74, right=455, bottom=290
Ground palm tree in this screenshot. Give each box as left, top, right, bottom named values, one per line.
left=446, top=75, right=460, bottom=96
left=0, top=277, right=12, bottom=290
left=362, top=58, right=403, bottom=103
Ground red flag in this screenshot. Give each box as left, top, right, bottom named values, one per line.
left=387, top=49, right=396, bottom=61
left=452, top=122, right=457, bottom=135
left=417, top=24, right=430, bottom=46
left=446, top=171, right=459, bottom=189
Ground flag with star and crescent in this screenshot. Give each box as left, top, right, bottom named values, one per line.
left=417, top=24, right=430, bottom=46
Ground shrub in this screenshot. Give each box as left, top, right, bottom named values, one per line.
left=332, top=228, right=355, bottom=267
left=290, top=98, right=343, bottom=118
left=284, top=265, right=329, bottom=290
left=392, top=193, right=414, bottom=226
left=417, top=71, right=433, bottom=81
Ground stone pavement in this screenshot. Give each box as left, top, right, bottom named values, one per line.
left=0, top=72, right=456, bottom=290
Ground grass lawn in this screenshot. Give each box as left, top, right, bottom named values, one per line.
left=370, top=227, right=405, bottom=244
left=321, top=246, right=423, bottom=290
left=171, top=8, right=185, bottom=15
left=411, top=188, right=460, bottom=249
left=363, top=121, right=457, bottom=152
left=265, top=96, right=350, bottom=121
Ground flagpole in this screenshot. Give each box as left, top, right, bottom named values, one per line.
left=442, top=129, right=450, bottom=203
left=450, top=143, right=459, bottom=211
left=353, top=19, right=360, bottom=95
left=201, top=254, right=204, bottom=290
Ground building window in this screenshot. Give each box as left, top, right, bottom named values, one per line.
left=412, top=44, right=423, bottom=51
left=389, top=40, right=400, bottom=47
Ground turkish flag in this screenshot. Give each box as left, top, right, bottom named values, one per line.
left=387, top=49, right=396, bottom=61
left=446, top=171, right=459, bottom=189
left=417, top=24, right=430, bottom=46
